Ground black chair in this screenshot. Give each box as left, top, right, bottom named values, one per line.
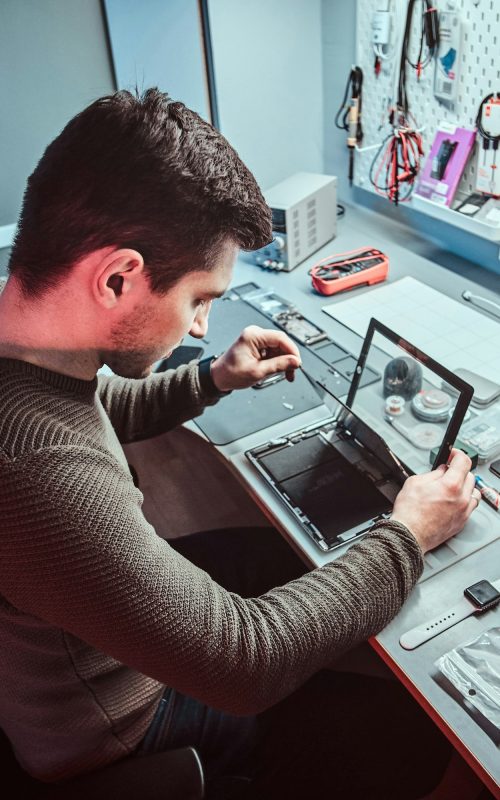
left=0, top=727, right=205, bottom=800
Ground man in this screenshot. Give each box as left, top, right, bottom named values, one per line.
left=0, top=89, right=480, bottom=798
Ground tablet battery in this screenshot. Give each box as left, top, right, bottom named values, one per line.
left=258, top=435, right=339, bottom=482
left=259, top=433, right=391, bottom=546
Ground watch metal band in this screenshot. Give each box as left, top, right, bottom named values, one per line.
left=400, top=577, right=500, bottom=651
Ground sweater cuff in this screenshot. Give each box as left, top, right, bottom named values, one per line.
left=198, top=356, right=232, bottom=399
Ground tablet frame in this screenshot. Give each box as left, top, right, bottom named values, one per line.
left=346, top=317, right=474, bottom=472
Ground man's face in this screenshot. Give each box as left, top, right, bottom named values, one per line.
left=102, top=241, right=237, bottom=378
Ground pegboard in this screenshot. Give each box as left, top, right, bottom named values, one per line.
left=354, top=0, right=500, bottom=203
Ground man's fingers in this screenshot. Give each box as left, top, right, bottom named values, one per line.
left=446, top=448, right=472, bottom=477
left=410, top=463, right=447, bottom=485
left=463, top=470, right=476, bottom=498
left=426, top=463, right=447, bottom=481
left=466, top=486, right=482, bottom=515
left=254, top=354, right=301, bottom=379
left=421, top=450, right=473, bottom=486
left=244, top=326, right=301, bottom=359
left=413, top=453, right=475, bottom=488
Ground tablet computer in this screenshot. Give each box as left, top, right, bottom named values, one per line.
left=246, top=318, right=474, bottom=551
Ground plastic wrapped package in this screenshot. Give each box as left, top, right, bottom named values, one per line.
left=436, top=627, right=500, bottom=729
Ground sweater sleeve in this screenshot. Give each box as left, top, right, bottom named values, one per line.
left=97, top=362, right=220, bottom=443
left=0, top=446, right=424, bottom=716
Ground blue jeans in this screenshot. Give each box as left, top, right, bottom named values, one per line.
left=137, top=685, right=257, bottom=785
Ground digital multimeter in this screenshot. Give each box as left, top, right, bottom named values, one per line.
left=309, top=247, right=389, bottom=296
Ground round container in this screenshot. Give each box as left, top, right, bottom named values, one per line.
left=411, top=389, right=452, bottom=422
left=448, top=405, right=472, bottom=425
left=411, top=424, right=443, bottom=450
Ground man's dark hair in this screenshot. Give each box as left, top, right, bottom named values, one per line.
left=9, top=88, right=272, bottom=296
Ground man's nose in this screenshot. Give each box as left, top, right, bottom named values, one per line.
left=189, top=310, right=209, bottom=339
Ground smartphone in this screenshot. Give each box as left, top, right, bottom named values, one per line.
left=155, top=345, right=204, bottom=372
left=442, top=368, right=500, bottom=407
left=490, top=458, right=500, bottom=480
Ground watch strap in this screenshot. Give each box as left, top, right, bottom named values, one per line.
left=198, top=355, right=231, bottom=398
left=400, top=577, right=500, bottom=651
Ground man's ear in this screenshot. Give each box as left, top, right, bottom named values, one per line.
left=94, top=249, right=146, bottom=308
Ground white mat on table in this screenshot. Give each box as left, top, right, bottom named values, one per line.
left=322, top=277, right=500, bottom=383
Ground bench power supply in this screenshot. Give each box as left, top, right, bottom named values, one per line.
left=250, top=172, right=337, bottom=272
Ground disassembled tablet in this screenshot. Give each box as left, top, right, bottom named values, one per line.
left=246, top=319, right=473, bottom=552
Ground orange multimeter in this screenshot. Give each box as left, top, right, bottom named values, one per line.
left=309, top=247, right=389, bottom=296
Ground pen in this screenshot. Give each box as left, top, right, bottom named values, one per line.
left=474, top=475, right=500, bottom=511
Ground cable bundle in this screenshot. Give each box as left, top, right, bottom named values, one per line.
left=369, top=0, right=438, bottom=205
left=476, top=93, right=500, bottom=152
left=398, top=0, right=439, bottom=114
left=475, top=92, right=500, bottom=196
left=369, top=123, right=423, bottom=204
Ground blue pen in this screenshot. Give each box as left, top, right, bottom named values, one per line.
left=475, top=475, right=500, bottom=511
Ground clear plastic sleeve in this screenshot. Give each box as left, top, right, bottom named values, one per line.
left=436, top=627, right=500, bottom=729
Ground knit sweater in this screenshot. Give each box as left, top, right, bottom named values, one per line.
left=0, top=356, right=424, bottom=782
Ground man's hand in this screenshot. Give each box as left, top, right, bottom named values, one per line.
left=210, top=325, right=301, bottom=392
left=391, top=449, right=481, bottom=554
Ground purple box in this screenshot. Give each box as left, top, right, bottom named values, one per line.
left=415, top=125, right=476, bottom=206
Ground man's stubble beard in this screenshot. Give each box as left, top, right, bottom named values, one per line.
left=101, top=303, right=159, bottom=378
left=100, top=349, right=154, bottom=378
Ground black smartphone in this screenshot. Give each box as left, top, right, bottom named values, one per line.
left=155, top=345, right=204, bottom=372
left=489, top=458, right=500, bottom=479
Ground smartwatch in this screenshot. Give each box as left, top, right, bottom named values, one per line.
left=198, top=355, right=231, bottom=398
left=400, top=578, right=500, bottom=651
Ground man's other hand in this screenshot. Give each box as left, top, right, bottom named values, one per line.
left=210, top=325, right=301, bottom=392
left=391, top=449, right=481, bottom=554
